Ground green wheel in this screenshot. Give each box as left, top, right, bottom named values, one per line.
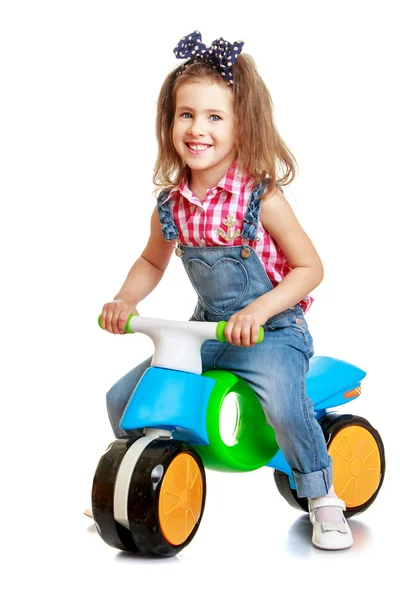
left=195, top=370, right=279, bottom=472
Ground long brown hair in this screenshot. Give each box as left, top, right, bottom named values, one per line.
left=153, top=54, right=297, bottom=199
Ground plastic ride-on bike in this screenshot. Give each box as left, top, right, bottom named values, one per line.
left=92, top=315, right=385, bottom=557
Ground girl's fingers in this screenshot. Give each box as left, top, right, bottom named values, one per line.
left=223, top=321, right=233, bottom=344
left=101, top=305, right=110, bottom=331
left=103, top=307, right=113, bottom=333
left=105, top=304, right=120, bottom=334
left=231, top=324, right=243, bottom=346
left=111, top=307, right=123, bottom=335
left=225, top=318, right=246, bottom=346
left=101, top=302, right=137, bottom=335
left=224, top=316, right=261, bottom=347
left=240, top=325, right=251, bottom=347
left=251, top=323, right=260, bottom=346
left=119, top=309, right=130, bottom=334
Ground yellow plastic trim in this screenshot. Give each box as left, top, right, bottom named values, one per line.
left=159, top=453, right=203, bottom=546
left=329, top=425, right=381, bottom=508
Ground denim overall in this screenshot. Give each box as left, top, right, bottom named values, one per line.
left=106, top=181, right=332, bottom=498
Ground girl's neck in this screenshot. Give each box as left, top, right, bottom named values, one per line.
left=188, top=155, right=238, bottom=201
left=189, top=170, right=221, bottom=192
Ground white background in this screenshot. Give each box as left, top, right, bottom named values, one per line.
left=1, top=1, right=399, bottom=598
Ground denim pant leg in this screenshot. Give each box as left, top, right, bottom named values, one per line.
left=106, top=356, right=152, bottom=438
left=215, top=322, right=332, bottom=498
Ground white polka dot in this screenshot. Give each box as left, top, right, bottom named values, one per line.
left=234, top=46, right=238, bottom=50
left=195, top=46, right=199, bottom=50
left=228, top=62, right=232, bottom=66
left=202, top=49, right=206, bottom=53
left=235, top=54, right=238, bottom=58
left=189, top=36, right=192, bottom=40
left=192, top=50, right=195, bottom=54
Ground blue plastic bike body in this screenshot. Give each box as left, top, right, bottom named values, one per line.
left=120, top=355, right=366, bottom=489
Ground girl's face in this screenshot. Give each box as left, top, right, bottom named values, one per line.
left=172, top=81, right=237, bottom=181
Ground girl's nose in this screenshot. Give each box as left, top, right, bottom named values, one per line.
left=188, top=120, right=205, bottom=137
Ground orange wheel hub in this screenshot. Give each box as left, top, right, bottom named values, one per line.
left=159, top=453, right=203, bottom=546
left=328, top=425, right=381, bottom=508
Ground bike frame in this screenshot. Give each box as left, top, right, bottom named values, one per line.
left=118, top=316, right=367, bottom=488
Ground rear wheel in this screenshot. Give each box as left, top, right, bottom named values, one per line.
left=273, top=414, right=385, bottom=518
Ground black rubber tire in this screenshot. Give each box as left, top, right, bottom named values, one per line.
left=127, top=438, right=206, bottom=557
left=92, top=435, right=143, bottom=552
left=273, top=413, right=385, bottom=519
left=273, top=469, right=309, bottom=512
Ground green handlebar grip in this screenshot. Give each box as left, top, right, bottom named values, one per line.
left=216, top=321, right=264, bottom=344
left=97, top=314, right=137, bottom=333
left=124, top=314, right=137, bottom=333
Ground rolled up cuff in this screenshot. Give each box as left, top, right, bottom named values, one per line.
left=292, top=456, right=333, bottom=498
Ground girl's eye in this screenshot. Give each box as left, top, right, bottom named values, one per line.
left=180, top=113, right=222, bottom=121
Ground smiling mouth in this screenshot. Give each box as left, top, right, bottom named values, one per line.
left=185, top=143, right=212, bottom=154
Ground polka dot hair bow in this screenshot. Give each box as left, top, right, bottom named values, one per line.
left=173, top=30, right=244, bottom=84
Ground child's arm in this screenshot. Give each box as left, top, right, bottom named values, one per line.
left=224, top=188, right=324, bottom=347
left=101, top=207, right=175, bottom=334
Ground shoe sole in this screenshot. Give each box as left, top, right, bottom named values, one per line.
left=312, top=538, right=353, bottom=550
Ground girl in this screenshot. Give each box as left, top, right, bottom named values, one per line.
left=100, top=31, right=353, bottom=551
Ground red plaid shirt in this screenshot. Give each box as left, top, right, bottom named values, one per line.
left=163, top=159, right=312, bottom=312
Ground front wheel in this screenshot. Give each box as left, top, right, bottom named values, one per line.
left=127, top=438, right=206, bottom=556
left=273, top=414, right=385, bottom=518
left=92, top=434, right=143, bottom=552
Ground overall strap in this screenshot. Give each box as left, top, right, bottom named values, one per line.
left=241, top=179, right=270, bottom=240
left=156, top=188, right=179, bottom=241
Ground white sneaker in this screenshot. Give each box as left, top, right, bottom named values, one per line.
left=84, top=506, right=93, bottom=518
left=308, top=497, right=353, bottom=550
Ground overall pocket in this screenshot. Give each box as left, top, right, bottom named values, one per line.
left=266, top=314, right=305, bottom=338
left=266, top=312, right=314, bottom=358
left=187, top=257, right=249, bottom=315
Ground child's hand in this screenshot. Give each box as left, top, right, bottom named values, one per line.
left=100, top=299, right=138, bottom=334
left=223, top=305, right=266, bottom=347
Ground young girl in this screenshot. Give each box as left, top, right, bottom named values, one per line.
left=100, top=31, right=353, bottom=551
